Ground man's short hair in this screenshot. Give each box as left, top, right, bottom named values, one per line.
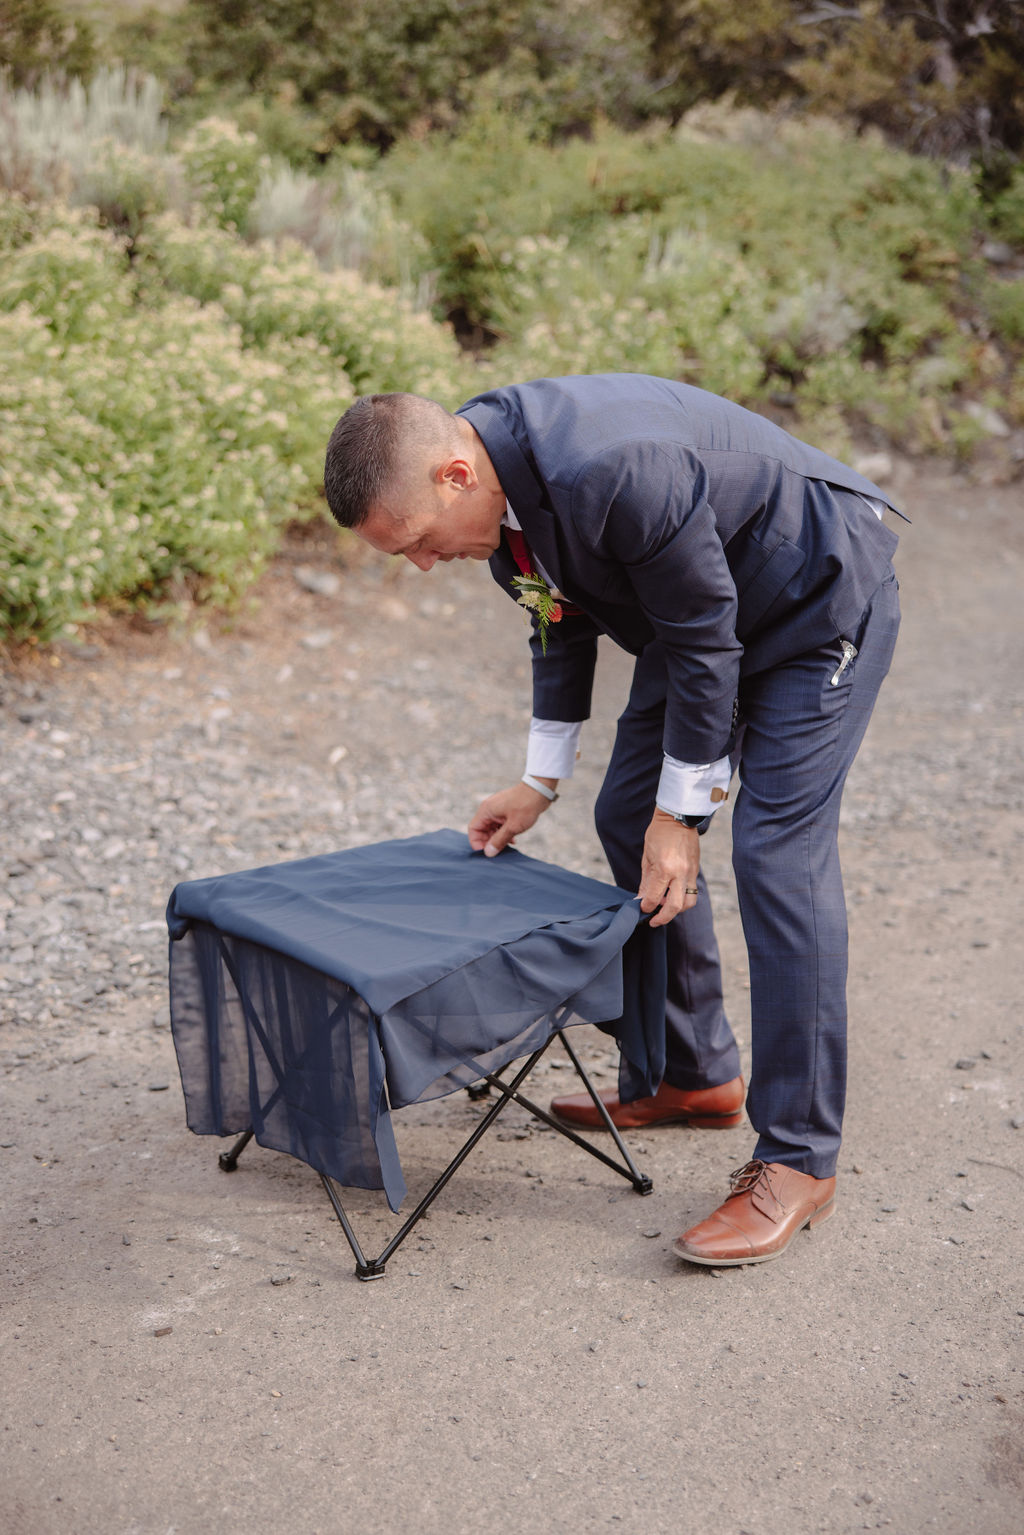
left=323, top=392, right=456, bottom=529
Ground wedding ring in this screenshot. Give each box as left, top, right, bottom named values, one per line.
left=685, top=887, right=699, bottom=895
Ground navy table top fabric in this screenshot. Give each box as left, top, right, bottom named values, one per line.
left=166, top=829, right=666, bottom=1209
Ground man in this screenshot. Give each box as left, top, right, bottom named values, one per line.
left=323, top=375, right=902, bottom=1267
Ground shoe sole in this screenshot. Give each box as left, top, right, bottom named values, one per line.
left=672, top=1197, right=836, bottom=1266
left=551, top=1110, right=745, bottom=1132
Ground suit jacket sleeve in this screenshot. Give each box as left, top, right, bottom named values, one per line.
left=527, top=611, right=601, bottom=723
left=571, top=441, right=743, bottom=764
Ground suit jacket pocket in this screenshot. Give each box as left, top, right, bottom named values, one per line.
left=730, top=534, right=806, bottom=636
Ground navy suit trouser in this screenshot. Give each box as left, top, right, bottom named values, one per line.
left=594, top=570, right=900, bottom=1178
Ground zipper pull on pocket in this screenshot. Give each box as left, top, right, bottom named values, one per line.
left=830, top=640, right=858, bottom=687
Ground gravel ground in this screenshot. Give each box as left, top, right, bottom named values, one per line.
left=2, top=459, right=1022, bottom=1534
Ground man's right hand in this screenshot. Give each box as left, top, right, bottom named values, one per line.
left=468, top=780, right=557, bottom=857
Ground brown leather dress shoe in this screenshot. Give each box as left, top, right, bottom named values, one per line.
left=673, top=1160, right=836, bottom=1267
left=549, top=1075, right=745, bottom=1131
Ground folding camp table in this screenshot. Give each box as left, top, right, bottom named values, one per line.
left=166, top=830, right=666, bottom=1280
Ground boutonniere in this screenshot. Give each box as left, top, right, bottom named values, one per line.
left=511, top=570, right=564, bottom=654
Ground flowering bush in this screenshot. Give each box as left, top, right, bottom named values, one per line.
left=136, top=212, right=468, bottom=399
left=0, top=198, right=464, bottom=640
left=178, top=116, right=268, bottom=232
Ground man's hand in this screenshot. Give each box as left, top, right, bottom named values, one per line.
left=468, top=780, right=557, bottom=857
left=639, top=810, right=701, bottom=927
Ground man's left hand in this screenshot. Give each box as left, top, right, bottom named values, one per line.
left=639, top=811, right=701, bottom=927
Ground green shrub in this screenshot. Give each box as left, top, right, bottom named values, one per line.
left=136, top=211, right=468, bottom=399
left=247, top=162, right=430, bottom=292
left=0, top=0, right=95, bottom=87
left=161, top=0, right=650, bottom=152
left=0, top=195, right=470, bottom=640
left=0, top=207, right=135, bottom=340
left=984, top=276, right=1024, bottom=346
left=0, top=205, right=295, bottom=637
left=377, top=110, right=997, bottom=447
left=988, top=163, right=1024, bottom=246
left=178, top=116, right=269, bottom=231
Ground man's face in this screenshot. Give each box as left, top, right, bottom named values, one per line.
left=359, top=477, right=503, bottom=572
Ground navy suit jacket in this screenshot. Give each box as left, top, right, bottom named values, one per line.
left=457, top=375, right=901, bottom=765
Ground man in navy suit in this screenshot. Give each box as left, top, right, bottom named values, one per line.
left=323, top=375, right=902, bottom=1267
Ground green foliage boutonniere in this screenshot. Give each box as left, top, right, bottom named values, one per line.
left=511, top=571, right=563, bottom=654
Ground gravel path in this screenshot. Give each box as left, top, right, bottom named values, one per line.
left=2, top=461, right=1023, bottom=1534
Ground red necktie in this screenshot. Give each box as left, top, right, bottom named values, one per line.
left=504, top=526, right=532, bottom=576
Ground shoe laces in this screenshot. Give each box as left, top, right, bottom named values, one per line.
left=728, top=1159, right=773, bottom=1199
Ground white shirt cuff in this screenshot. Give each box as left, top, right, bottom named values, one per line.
left=656, top=755, right=732, bottom=818
left=525, top=718, right=582, bottom=780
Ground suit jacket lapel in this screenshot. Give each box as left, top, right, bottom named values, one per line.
left=458, top=400, right=569, bottom=599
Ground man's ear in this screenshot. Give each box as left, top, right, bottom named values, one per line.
left=437, top=456, right=476, bottom=492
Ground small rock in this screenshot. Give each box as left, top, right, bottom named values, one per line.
left=964, top=401, right=1011, bottom=438
left=981, top=240, right=1015, bottom=265
left=300, top=630, right=334, bottom=650
left=954, top=1058, right=976, bottom=1071
left=148, top=1082, right=169, bottom=1092
left=154, top=1326, right=172, bottom=1337
left=642, top=1229, right=662, bottom=1239
left=294, top=565, right=341, bottom=598
left=270, top=1274, right=293, bottom=1286
left=1010, top=1116, right=1024, bottom=1130
left=377, top=597, right=410, bottom=623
